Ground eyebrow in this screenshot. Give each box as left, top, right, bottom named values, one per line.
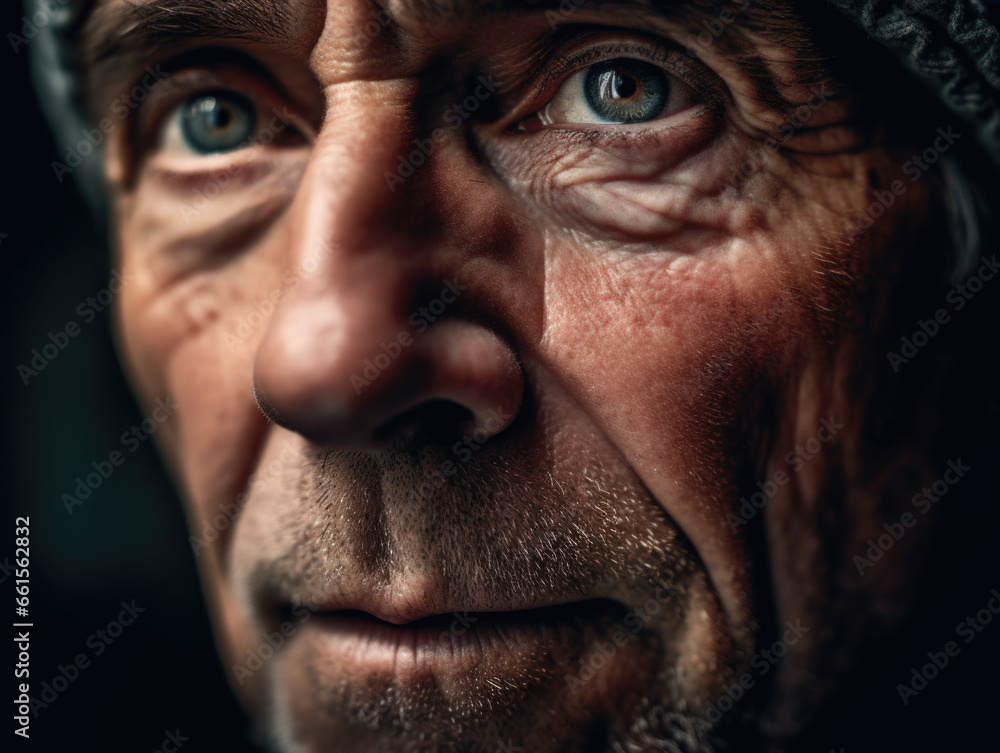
left=83, top=0, right=295, bottom=68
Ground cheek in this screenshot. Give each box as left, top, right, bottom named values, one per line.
left=115, top=226, right=279, bottom=518
left=117, top=250, right=276, bottom=704
left=534, top=240, right=815, bottom=644
left=166, top=334, right=263, bottom=514
left=115, top=152, right=300, bottom=487
left=537, top=242, right=803, bottom=478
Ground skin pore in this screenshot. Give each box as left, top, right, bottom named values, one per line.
left=82, top=0, right=943, bottom=750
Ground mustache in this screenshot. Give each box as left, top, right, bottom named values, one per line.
left=234, top=428, right=700, bottom=625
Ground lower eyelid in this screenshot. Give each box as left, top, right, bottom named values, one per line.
left=142, top=146, right=310, bottom=202
left=480, top=103, right=722, bottom=233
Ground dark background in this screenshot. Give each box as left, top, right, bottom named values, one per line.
left=0, top=3, right=260, bottom=751
left=1, top=1, right=999, bottom=752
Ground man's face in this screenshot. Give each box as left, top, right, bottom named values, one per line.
left=88, top=0, right=928, bottom=749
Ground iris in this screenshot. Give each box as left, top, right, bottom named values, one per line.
left=179, top=91, right=256, bottom=154
left=583, top=59, right=668, bottom=124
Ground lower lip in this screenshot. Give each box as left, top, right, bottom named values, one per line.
left=297, top=600, right=628, bottom=684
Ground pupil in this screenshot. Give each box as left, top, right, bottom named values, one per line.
left=214, top=106, right=232, bottom=130
left=613, top=75, right=637, bottom=100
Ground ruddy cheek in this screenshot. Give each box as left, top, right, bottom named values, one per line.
left=537, top=240, right=804, bottom=493
left=534, top=247, right=793, bottom=652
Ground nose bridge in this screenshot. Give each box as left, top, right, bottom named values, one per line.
left=251, top=79, right=524, bottom=447
left=290, top=81, right=420, bottom=268
left=257, top=88, right=422, bottom=413
left=277, top=79, right=438, bottom=343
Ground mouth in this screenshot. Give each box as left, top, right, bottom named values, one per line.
left=279, top=597, right=637, bottom=685
left=265, top=593, right=684, bottom=752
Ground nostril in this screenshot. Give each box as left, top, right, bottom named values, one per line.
left=373, top=399, right=476, bottom=447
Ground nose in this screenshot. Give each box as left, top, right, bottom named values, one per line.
left=251, top=87, right=523, bottom=448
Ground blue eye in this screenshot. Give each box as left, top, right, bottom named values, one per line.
left=176, top=91, right=257, bottom=154
left=583, top=59, right=668, bottom=124
left=526, top=55, right=689, bottom=129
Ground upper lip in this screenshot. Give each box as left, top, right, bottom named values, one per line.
left=268, top=575, right=622, bottom=627
left=298, top=592, right=606, bottom=626
left=294, top=598, right=628, bottom=635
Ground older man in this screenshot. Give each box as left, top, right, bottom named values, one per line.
left=27, top=0, right=1000, bottom=750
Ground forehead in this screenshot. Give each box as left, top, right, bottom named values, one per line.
left=81, top=0, right=811, bottom=58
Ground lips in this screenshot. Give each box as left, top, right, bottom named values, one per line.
left=267, top=589, right=682, bottom=753
left=285, top=598, right=631, bottom=684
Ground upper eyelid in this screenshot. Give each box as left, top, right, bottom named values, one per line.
left=139, top=63, right=286, bottom=114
